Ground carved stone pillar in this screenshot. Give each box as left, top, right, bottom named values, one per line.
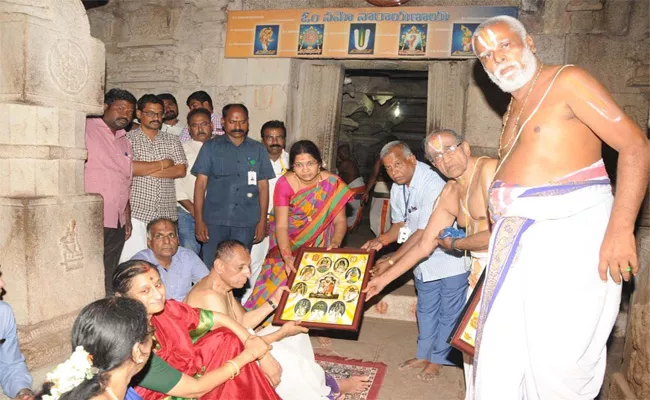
left=289, top=62, right=344, bottom=170
left=427, top=60, right=471, bottom=135
left=0, top=0, right=105, bottom=368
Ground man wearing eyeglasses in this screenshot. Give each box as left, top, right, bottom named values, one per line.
left=120, top=94, right=188, bottom=263
left=365, top=130, right=497, bottom=398
left=131, top=218, right=208, bottom=302
left=192, top=104, right=275, bottom=272
left=361, top=140, right=467, bottom=382
left=175, top=108, right=213, bottom=256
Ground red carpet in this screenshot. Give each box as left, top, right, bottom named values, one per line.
left=315, top=354, right=387, bottom=400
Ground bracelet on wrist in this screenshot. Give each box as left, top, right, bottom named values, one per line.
left=451, top=237, right=458, bottom=250
left=226, top=359, right=240, bottom=379
left=268, top=298, right=277, bottom=310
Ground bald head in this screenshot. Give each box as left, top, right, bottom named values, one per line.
left=472, top=15, right=528, bottom=56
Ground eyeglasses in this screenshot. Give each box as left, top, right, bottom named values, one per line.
left=190, top=121, right=211, bottom=129
left=152, top=232, right=178, bottom=241
left=429, top=142, right=463, bottom=162
left=293, top=161, right=319, bottom=169
left=142, top=111, right=163, bottom=118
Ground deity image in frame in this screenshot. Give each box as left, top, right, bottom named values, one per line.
left=345, top=267, right=362, bottom=283
left=297, top=24, right=325, bottom=55
left=317, top=257, right=332, bottom=273
left=254, top=25, right=279, bottom=55
left=310, top=301, right=328, bottom=320
left=343, top=286, right=359, bottom=303
left=334, top=258, right=350, bottom=274
left=328, top=301, right=347, bottom=319
left=310, top=274, right=340, bottom=300
left=348, top=23, right=376, bottom=55
left=398, top=24, right=427, bottom=56
left=300, top=265, right=316, bottom=281
left=292, top=282, right=308, bottom=297
left=450, top=23, right=480, bottom=57
left=294, top=299, right=311, bottom=318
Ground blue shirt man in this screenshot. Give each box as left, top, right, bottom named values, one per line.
left=0, top=273, right=33, bottom=399
left=362, top=141, right=467, bottom=378
left=192, top=104, right=274, bottom=267
left=131, top=218, right=209, bottom=301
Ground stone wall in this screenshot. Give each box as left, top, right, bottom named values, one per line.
left=88, top=0, right=649, bottom=152
left=0, top=0, right=106, bottom=369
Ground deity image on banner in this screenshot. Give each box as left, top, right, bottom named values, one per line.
left=254, top=25, right=279, bottom=55
left=343, top=286, right=359, bottom=302
left=398, top=24, right=427, bottom=56
left=348, top=23, right=376, bottom=55
left=297, top=24, right=325, bottom=55
left=309, top=274, right=340, bottom=299
left=450, top=23, right=480, bottom=57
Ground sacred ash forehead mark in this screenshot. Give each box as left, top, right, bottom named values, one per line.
left=427, top=134, right=445, bottom=152
left=476, top=28, right=499, bottom=54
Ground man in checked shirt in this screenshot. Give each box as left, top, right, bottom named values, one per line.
left=120, top=94, right=187, bottom=263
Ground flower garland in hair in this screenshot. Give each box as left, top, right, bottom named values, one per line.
left=42, top=346, right=99, bottom=400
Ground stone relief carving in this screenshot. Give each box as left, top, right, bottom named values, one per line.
left=48, top=39, right=89, bottom=95
left=59, top=219, right=83, bottom=271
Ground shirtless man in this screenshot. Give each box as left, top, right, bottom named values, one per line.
left=186, top=240, right=371, bottom=400
left=336, top=144, right=365, bottom=231
left=469, top=16, right=649, bottom=399
left=364, top=130, right=496, bottom=397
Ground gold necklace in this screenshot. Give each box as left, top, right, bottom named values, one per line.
left=498, top=63, right=544, bottom=158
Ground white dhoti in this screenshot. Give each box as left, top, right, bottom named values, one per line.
left=463, top=251, right=488, bottom=400
left=243, top=235, right=269, bottom=304
left=369, top=181, right=391, bottom=236
left=257, top=325, right=332, bottom=400
left=474, top=160, right=621, bottom=399
left=346, top=176, right=365, bottom=230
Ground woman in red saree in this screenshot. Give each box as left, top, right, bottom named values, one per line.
left=245, top=140, right=353, bottom=313
left=113, top=260, right=280, bottom=400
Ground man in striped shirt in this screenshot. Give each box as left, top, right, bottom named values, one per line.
left=362, top=140, right=467, bottom=381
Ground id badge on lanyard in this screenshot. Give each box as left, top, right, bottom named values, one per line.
left=397, top=186, right=413, bottom=244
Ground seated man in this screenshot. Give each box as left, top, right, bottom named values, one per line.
left=0, top=271, right=33, bottom=399
left=131, top=217, right=208, bottom=301
left=185, top=240, right=371, bottom=400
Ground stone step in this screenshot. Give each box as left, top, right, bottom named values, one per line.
left=363, top=276, right=418, bottom=323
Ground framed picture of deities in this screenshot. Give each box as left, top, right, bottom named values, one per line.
left=272, top=247, right=375, bottom=331
left=447, top=270, right=486, bottom=357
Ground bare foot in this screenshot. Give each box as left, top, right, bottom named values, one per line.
left=318, top=336, right=333, bottom=347
left=397, top=358, right=429, bottom=371
left=337, top=375, right=372, bottom=394
left=417, top=363, right=441, bottom=381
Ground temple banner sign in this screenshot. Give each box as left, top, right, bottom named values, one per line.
left=225, top=6, right=518, bottom=59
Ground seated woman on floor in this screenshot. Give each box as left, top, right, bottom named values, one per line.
left=38, top=296, right=151, bottom=400
left=112, top=260, right=280, bottom=400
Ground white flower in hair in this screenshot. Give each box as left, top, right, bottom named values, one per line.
left=42, top=346, right=97, bottom=400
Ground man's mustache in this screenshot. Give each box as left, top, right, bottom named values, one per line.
left=270, top=144, right=282, bottom=148
left=231, top=129, right=245, bottom=133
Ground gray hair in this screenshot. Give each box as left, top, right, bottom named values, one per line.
left=472, top=15, right=528, bottom=55
left=423, top=129, right=465, bottom=152
left=379, top=140, right=414, bottom=160
left=146, top=217, right=178, bottom=239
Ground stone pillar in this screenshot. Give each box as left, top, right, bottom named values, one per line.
left=427, top=60, right=471, bottom=135
left=0, top=0, right=105, bottom=368
left=288, top=62, right=344, bottom=170
left=608, top=184, right=650, bottom=399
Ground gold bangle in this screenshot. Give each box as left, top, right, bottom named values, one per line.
left=226, top=360, right=240, bottom=378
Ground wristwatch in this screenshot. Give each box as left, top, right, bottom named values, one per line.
left=267, top=298, right=277, bottom=310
